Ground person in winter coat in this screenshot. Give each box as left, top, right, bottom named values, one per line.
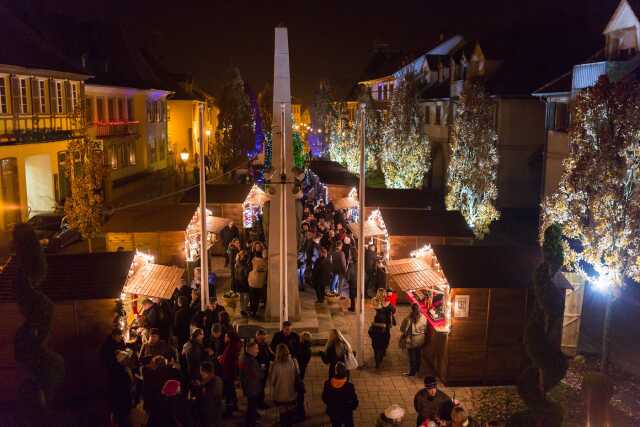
left=100, top=329, right=126, bottom=374
left=298, top=332, right=312, bottom=380
left=346, top=259, right=357, bottom=312
left=182, top=328, right=211, bottom=383
left=373, top=288, right=397, bottom=332
left=270, top=321, right=300, bottom=360
left=219, top=329, right=242, bottom=417
left=234, top=250, right=251, bottom=316
left=365, top=244, right=377, bottom=292
left=414, top=376, right=452, bottom=426
left=368, top=312, right=390, bottom=368
left=173, top=296, right=191, bottom=350
left=109, top=351, right=134, bottom=427
left=248, top=251, right=267, bottom=317
left=268, top=343, right=300, bottom=427
left=227, top=238, right=241, bottom=289
left=220, top=221, right=240, bottom=266
left=400, top=304, right=428, bottom=377
left=139, top=328, right=172, bottom=360
left=313, top=246, right=333, bottom=302
left=255, top=329, right=273, bottom=408
left=239, top=341, right=265, bottom=427
left=320, top=329, right=347, bottom=379
left=450, top=406, right=481, bottom=427
left=375, top=404, right=406, bottom=427
left=321, top=362, right=359, bottom=427
left=141, top=298, right=162, bottom=330
left=331, top=241, right=347, bottom=294
left=196, top=361, right=224, bottom=427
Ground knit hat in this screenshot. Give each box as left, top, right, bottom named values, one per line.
left=161, top=379, right=181, bottom=397
left=384, top=404, right=405, bottom=421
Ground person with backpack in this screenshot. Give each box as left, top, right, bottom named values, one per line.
left=400, top=303, right=428, bottom=377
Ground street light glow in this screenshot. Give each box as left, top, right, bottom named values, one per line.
left=180, top=150, right=190, bottom=162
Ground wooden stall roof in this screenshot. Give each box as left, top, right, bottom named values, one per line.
left=0, top=252, right=134, bottom=302
left=123, top=263, right=184, bottom=299
left=381, top=208, right=474, bottom=239
left=181, top=183, right=253, bottom=204
left=334, top=196, right=359, bottom=209
left=432, top=245, right=542, bottom=289
left=205, top=215, right=233, bottom=233
left=104, top=205, right=196, bottom=233
left=365, top=187, right=445, bottom=211
left=348, top=221, right=385, bottom=239
left=243, top=185, right=270, bottom=207
left=387, top=257, right=446, bottom=292
left=309, top=160, right=358, bottom=186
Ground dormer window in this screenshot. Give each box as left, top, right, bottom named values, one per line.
left=606, top=27, right=638, bottom=59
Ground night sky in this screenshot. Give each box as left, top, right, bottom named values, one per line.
left=5, top=0, right=621, bottom=102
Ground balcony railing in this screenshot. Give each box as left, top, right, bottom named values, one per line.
left=94, top=121, right=140, bottom=138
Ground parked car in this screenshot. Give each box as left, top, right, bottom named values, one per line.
left=27, top=213, right=81, bottom=253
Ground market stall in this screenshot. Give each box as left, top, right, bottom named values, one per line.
left=184, top=207, right=231, bottom=262
left=334, top=187, right=359, bottom=222
left=387, top=244, right=542, bottom=386
left=349, top=208, right=390, bottom=260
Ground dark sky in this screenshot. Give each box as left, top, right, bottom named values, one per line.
left=7, top=0, right=620, bottom=102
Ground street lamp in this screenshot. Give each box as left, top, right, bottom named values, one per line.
left=180, top=149, right=190, bottom=162
left=205, top=129, right=211, bottom=137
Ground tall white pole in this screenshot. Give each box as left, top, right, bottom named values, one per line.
left=357, top=103, right=366, bottom=365
left=281, top=103, right=288, bottom=323
left=199, top=103, right=209, bottom=311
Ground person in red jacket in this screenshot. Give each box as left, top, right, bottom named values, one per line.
left=218, top=329, right=241, bottom=417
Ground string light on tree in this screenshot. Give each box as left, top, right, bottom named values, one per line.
left=446, top=79, right=500, bottom=239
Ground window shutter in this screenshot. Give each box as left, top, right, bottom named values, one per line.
left=64, top=80, right=72, bottom=114
left=10, top=76, right=19, bottom=116
left=30, top=78, right=39, bottom=114
left=49, top=79, right=57, bottom=116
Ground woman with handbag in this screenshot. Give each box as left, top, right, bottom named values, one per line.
left=321, top=362, right=359, bottom=427
left=400, top=303, right=427, bottom=377
left=321, top=329, right=357, bottom=379
left=268, top=343, right=300, bottom=427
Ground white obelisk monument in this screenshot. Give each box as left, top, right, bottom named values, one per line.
left=266, top=27, right=301, bottom=322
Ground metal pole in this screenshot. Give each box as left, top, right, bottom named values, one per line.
left=199, top=103, right=209, bottom=311
left=357, top=103, right=366, bottom=365
left=281, top=103, right=288, bottom=323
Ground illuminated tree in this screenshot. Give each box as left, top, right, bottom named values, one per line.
left=64, top=136, right=105, bottom=253
left=542, top=75, right=640, bottom=373
left=328, top=103, right=358, bottom=173
left=215, top=67, right=254, bottom=168
left=381, top=73, right=430, bottom=188
left=446, top=79, right=499, bottom=238
left=311, top=80, right=336, bottom=157
left=258, top=84, right=273, bottom=169
left=293, top=130, right=305, bottom=169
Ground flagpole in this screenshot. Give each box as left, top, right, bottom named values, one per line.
left=357, top=103, right=366, bottom=365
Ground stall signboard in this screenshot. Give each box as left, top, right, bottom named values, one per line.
left=454, top=295, right=470, bottom=318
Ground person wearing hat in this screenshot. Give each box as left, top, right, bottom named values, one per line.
left=376, top=404, right=405, bottom=426
left=414, top=376, right=451, bottom=426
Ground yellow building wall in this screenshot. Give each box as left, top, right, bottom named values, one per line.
left=167, top=100, right=218, bottom=169
left=0, top=140, right=71, bottom=230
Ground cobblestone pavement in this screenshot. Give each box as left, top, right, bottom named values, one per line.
left=221, top=286, right=487, bottom=426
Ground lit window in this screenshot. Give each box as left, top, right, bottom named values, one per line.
left=71, top=83, right=78, bottom=112
left=19, top=78, right=28, bottom=114
left=0, top=78, right=7, bottom=114
left=117, top=98, right=124, bottom=121
left=56, top=81, right=64, bottom=113
left=38, top=80, right=46, bottom=114
left=128, top=141, right=136, bottom=165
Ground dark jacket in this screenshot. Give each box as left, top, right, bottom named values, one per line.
left=100, top=336, right=125, bottom=373
left=197, top=376, right=224, bottom=426
left=220, top=225, right=239, bottom=247
left=220, top=339, right=242, bottom=382
left=173, top=306, right=191, bottom=348
left=270, top=331, right=301, bottom=359
left=108, top=364, right=133, bottom=415
left=143, top=303, right=162, bottom=329
left=234, top=258, right=250, bottom=293
left=182, top=340, right=208, bottom=382
left=239, top=353, right=264, bottom=398
left=312, top=256, right=333, bottom=288
left=256, top=341, right=272, bottom=366
left=414, top=388, right=451, bottom=423
left=331, top=249, right=347, bottom=276
left=321, top=378, right=359, bottom=420
left=368, top=322, right=390, bottom=350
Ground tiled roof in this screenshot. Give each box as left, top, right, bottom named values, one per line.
left=432, top=245, right=541, bottom=289
left=380, top=208, right=474, bottom=239
left=0, top=5, right=86, bottom=76
left=104, top=205, right=197, bottom=233
left=180, top=184, right=253, bottom=205
left=0, top=252, right=134, bottom=302
left=123, top=263, right=184, bottom=300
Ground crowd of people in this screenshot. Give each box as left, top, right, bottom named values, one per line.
left=98, top=173, right=494, bottom=426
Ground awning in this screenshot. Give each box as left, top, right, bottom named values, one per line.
left=349, top=221, right=386, bottom=239
left=387, top=257, right=447, bottom=292
left=334, top=196, right=359, bottom=209
left=123, top=263, right=184, bottom=300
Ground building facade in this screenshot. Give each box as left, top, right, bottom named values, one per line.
left=0, top=65, right=89, bottom=231
left=85, top=84, right=170, bottom=202
left=534, top=0, right=640, bottom=200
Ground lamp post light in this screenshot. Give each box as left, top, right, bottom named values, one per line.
left=180, top=149, right=190, bottom=184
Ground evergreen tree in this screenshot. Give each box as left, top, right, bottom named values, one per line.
left=512, top=224, right=568, bottom=427
left=446, top=79, right=500, bottom=239
left=215, top=67, right=255, bottom=169
left=258, top=83, right=273, bottom=168
left=311, top=80, right=336, bottom=157
left=381, top=73, right=430, bottom=188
